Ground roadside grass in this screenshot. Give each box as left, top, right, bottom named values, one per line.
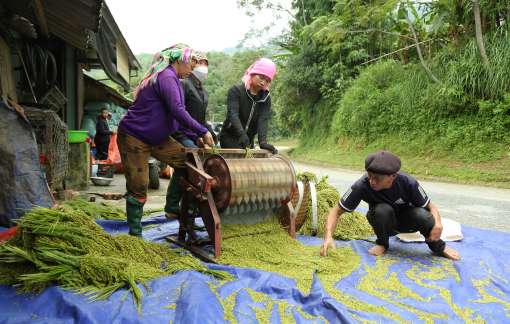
left=287, top=142, right=510, bottom=189
left=272, top=138, right=299, bottom=147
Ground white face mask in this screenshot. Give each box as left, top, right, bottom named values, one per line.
left=192, top=66, right=208, bottom=80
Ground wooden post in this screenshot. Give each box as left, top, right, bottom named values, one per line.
left=45, top=111, right=54, bottom=189
left=75, top=49, right=80, bottom=130
left=0, top=35, right=18, bottom=102
left=31, top=0, right=50, bottom=37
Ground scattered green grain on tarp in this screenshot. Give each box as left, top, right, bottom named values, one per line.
left=245, top=287, right=328, bottom=323
left=216, top=202, right=475, bottom=322
left=219, top=217, right=495, bottom=322
left=206, top=283, right=328, bottom=324
left=297, top=174, right=375, bottom=242
left=0, top=206, right=232, bottom=307
left=402, top=253, right=488, bottom=322
left=355, top=254, right=448, bottom=321
left=218, top=216, right=361, bottom=295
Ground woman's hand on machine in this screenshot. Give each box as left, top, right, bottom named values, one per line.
left=202, top=132, right=214, bottom=146
left=260, top=143, right=277, bottom=154
left=196, top=138, right=211, bottom=149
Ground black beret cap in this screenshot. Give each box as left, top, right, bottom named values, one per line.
left=365, top=150, right=401, bottom=175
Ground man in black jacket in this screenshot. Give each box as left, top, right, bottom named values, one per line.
left=220, top=58, right=278, bottom=154
left=95, top=108, right=116, bottom=160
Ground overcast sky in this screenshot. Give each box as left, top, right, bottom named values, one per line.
left=106, top=0, right=290, bottom=55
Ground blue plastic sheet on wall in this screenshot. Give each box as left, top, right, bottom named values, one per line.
left=0, top=95, right=54, bottom=228
left=1, top=213, right=510, bottom=323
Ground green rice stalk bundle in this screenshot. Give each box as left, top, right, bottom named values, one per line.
left=245, top=147, right=254, bottom=159
left=62, top=198, right=164, bottom=220
left=211, top=144, right=219, bottom=154
left=297, top=174, right=375, bottom=241
left=143, top=208, right=164, bottom=217
left=296, top=171, right=318, bottom=184
left=0, top=206, right=232, bottom=307
left=141, top=224, right=161, bottom=231
left=61, top=198, right=126, bottom=220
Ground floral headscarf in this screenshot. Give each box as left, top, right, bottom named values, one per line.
left=134, top=43, right=196, bottom=99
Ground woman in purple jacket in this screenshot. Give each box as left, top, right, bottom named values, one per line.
left=117, top=44, right=213, bottom=239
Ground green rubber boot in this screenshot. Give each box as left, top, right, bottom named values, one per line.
left=187, top=209, right=206, bottom=232
left=165, top=168, right=189, bottom=217
left=164, top=168, right=205, bottom=231
left=125, top=194, right=145, bottom=239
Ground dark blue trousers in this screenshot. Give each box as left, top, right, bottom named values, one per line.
left=366, top=203, right=446, bottom=253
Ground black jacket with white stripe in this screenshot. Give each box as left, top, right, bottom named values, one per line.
left=221, top=84, right=271, bottom=146
left=338, top=171, right=430, bottom=213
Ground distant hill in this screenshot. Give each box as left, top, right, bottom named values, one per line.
left=220, top=46, right=247, bottom=54
left=134, top=53, right=154, bottom=71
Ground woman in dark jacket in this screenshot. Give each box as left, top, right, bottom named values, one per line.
left=171, top=50, right=217, bottom=148
left=220, top=58, right=277, bottom=154
left=95, top=108, right=116, bottom=160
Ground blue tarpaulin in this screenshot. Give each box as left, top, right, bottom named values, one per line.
left=1, top=213, right=509, bottom=323
left=0, top=95, right=54, bottom=228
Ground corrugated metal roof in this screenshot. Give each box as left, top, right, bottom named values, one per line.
left=0, top=6, right=38, bottom=39
left=83, top=74, right=133, bottom=108
left=0, top=0, right=102, bottom=50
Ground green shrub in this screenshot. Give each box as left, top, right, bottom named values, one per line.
left=323, top=31, right=510, bottom=163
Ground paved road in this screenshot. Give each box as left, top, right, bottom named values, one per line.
left=89, top=147, right=510, bottom=233
left=279, top=148, right=510, bottom=234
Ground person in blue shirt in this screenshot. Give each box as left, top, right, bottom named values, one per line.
left=320, top=150, right=461, bottom=261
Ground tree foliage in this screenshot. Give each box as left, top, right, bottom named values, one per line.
left=232, top=0, right=510, bottom=159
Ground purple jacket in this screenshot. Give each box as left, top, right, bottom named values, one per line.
left=119, top=66, right=208, bottom=146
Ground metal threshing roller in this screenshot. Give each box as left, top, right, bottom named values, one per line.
left=166, top=148, right=297, bottom=262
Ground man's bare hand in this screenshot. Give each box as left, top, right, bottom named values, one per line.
left=202, top=132, right=214, bottom=146
left=426, top=222, right=443, bottom=242
left=320, top=238, right=336, bottom=257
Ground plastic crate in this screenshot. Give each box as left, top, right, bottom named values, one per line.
left=39, top=86, right=67, bottom=112
left=97, top=170, right=114, bottom=178
left=97, top=164, right=114, bottom=172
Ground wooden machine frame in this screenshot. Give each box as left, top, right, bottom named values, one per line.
left=166, top=148, right=296, bottom=263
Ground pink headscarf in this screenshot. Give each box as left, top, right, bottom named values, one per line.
left=241, top=58, right=276, bottom=90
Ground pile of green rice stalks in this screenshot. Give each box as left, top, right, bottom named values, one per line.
left=0, top=206, right=232, bottom=307
left=61, top=198, right=127, bottom=220
left=297, top=174, right=375, bottom=242
left=61, top=198, right=164, bottom=220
